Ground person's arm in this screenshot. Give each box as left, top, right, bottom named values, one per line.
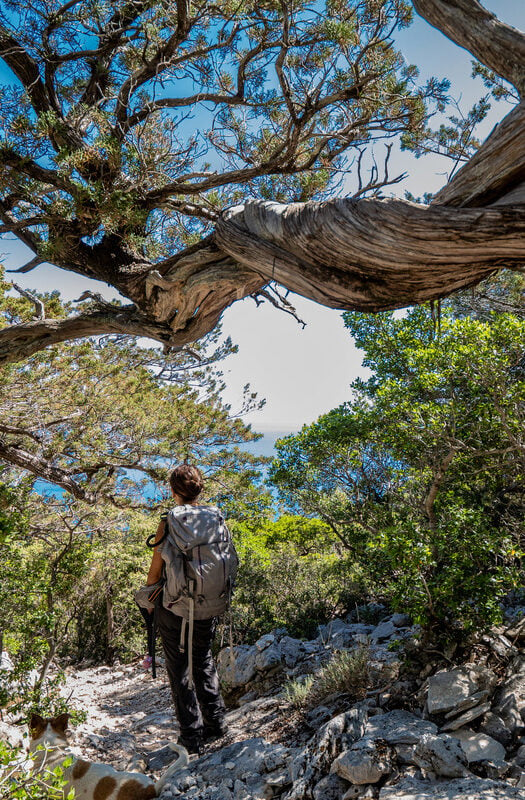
left=146, top=518, right=166, bottom=586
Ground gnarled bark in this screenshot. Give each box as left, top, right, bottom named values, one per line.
left=0, top=0, right=523, bottom=364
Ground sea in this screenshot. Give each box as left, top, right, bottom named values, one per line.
left=34, top=429, right=297, bottom=499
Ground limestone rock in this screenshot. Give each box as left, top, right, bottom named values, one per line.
left=167, top=737, right=291, bottom=800
left=492, top=656, right=525, bottom=734
left=379, top=776, right=523, bottom=799
left=370, top=620, right=396, bottom=642
left=286, top=707, right=367, bottom=800
left=426, top=666, right=495, bottom=715
left=365, top=710, right=438, bottom=746
left=440, top=702, right=491, bottom=731
left=255, top=642, right=282, bottom=671
left=450, top=728, right=506, bottom=763
left=412, top=733, right=470, bottom=778
left=217, top=645, right=257, bottom=688
left=332, top=738, right=393, bottom=784
left=443, top=689, right=489, bottom=718
left=280, top=636, right=305, bottom=668
left=479, top=712, right=513, bottom=748
left=312, top=773, right=350, bottom=799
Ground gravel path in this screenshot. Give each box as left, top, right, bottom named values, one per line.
left=60, top=658, right=300, bottom=778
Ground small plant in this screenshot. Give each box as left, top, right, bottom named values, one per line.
left=311, top=646, right=370, bottom=704
left=283, top=675, right=315, bottom=708
left=284, top=645, right=371, bottom=709
left=0, top=740, right=74, bottom=800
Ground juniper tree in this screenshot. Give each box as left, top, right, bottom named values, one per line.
left=0, top=0, right=522, bottom=364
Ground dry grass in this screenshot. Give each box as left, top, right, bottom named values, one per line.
left=283, top=645, right=370, bottom=709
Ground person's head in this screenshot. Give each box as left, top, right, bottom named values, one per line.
left=169, top=464, right=204, bottom=504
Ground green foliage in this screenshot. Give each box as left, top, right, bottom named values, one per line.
left=0, top=0, right=453, bottom=258
left=271, top=307, right=525, bottom=638
left=283, top=675, right=315, bottom=708
left=283, top=646, right=370, bottom=708
left=0, top=741, right=74, bottom=800
left=0, top=271, right=269, bottom=673
left=231, top=517, right=366, bottom=641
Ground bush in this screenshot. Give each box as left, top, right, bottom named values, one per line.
left=283, top=646, right=370, bottom=709
left=0, top=741, right=74, bottom=800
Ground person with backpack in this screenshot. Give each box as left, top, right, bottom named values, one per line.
left=142, top=464, right=238, bottom=755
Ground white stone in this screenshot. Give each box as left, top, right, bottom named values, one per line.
left=451, top=728, right=506, bottom=763
left=365, top=710, right=438, bottom=745
left=412, top=733, right=469, bottom=778
left=427, top=670, right=478, bottom=714
left=427, top=666, right=496, bottom=715
left=331, top=739, right=392, bottom=784
left=379, top=777, right=523, bottom=799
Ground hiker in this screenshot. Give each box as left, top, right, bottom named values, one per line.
left=143, top=464, right=237, bottom=755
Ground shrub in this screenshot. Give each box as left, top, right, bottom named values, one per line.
left=0, top=741, right=74, bottom=800
left=283, top=675, right=315, bottom=708
left=284, top=646, right=370, bottom=709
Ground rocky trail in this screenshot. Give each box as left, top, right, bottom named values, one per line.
left=3, top=604, right=525, bottom=799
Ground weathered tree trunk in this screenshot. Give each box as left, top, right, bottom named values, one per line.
left=0, top=0, right=522, bottom=364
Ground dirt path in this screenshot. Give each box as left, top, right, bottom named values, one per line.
left=61, top=658, right=299, bottom=777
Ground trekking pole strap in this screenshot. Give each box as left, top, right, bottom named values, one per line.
left=152, top=605, right=157, bottom=679
left=187, top=580, right=196, bottom=691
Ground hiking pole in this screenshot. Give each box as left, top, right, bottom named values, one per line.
left=137, top=604, right=157, bottom=679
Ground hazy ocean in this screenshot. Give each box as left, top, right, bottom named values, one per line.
left=241, top=429, right=296, bottom=460
left=34, top=429, right=297, bottom=498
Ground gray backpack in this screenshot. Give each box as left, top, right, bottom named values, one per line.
left=159, top=504, right=238, bottom=620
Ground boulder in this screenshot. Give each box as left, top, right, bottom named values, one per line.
left=479, top=712, right=513, bottom=748
left=217, top=645, right=257, bottom=688
left=318, top=619, right=352, bottom=639
left=379, top=776, right=523, bottom=799
left=365, top=710, right=438, bottom=746
left=280, top=636, right=305, bottom=668
left=426, top=666, right=495, bottom=715
left=255, top=642, right=282, bottom=671
left=332, top=739, right=393, bottom=784
left=450, top=728, right=506, bottom=763
left=412, top=733, right=470, bottom=778
left=370, top=620, right=397, bottom=642
left=286, top=707, right=367, bottom=800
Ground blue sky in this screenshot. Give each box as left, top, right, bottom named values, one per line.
left=1, top=1, right=523, bottom=433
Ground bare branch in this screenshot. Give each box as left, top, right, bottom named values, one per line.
left=11, top=282, right=46, bottom=319
left=0, top=438, right=97, bottom=504
left=5, top=256, right=44, bottom=274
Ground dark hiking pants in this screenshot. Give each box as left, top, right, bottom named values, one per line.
left=156, top=604, right=225, bottom=748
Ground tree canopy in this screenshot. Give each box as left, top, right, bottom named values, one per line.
left=0, top=0, right=522, bottom=364
left=270, top=305, right=525, bottom=632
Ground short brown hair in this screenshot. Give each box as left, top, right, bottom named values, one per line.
left=169, top=464, right=204, bottom=502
